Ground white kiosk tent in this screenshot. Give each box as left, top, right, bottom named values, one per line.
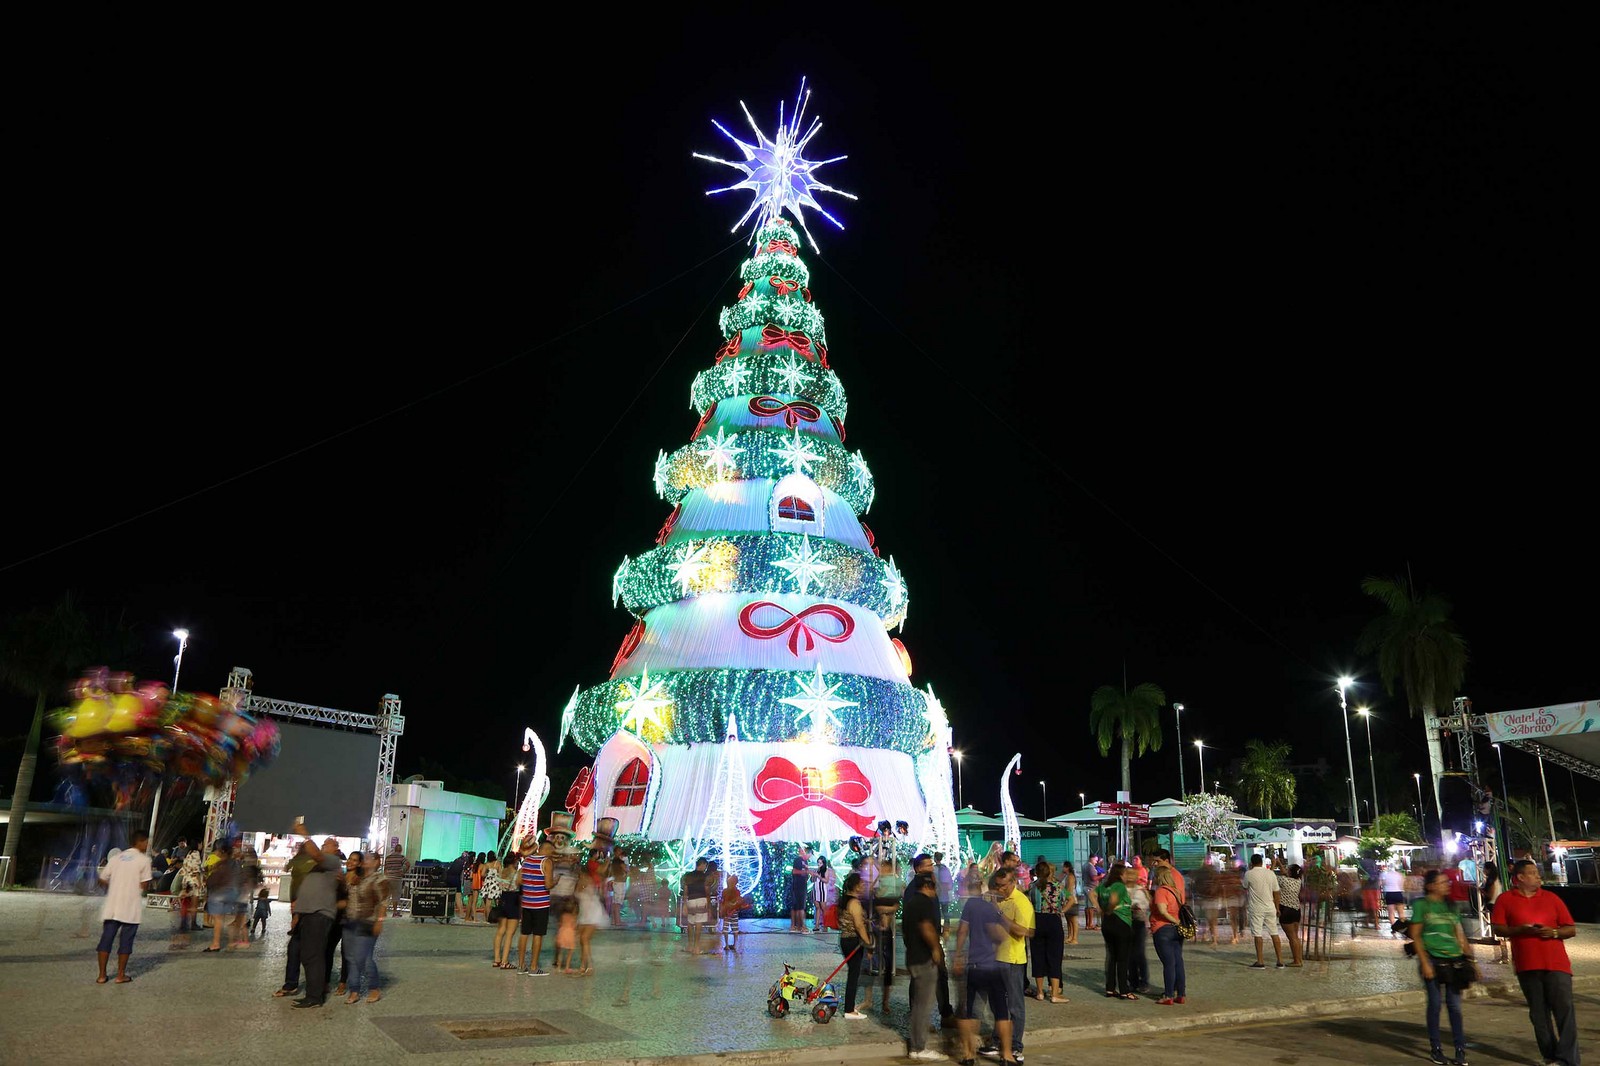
left=201, top=667, right=405, bottom=854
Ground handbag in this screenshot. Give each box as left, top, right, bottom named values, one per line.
left=1430, top=955, right=1477, bottom=989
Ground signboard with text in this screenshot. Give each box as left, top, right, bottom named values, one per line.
left=1484, top=701, right=1597, bottom=743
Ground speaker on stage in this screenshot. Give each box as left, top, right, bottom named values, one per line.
left=1438, top=773, right=1477, bottom=837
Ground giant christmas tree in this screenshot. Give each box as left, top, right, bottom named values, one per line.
left=560, top=85, right=958, bottom=914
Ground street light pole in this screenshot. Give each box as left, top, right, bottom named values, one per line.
left=1173, top=703, right=1187, bottom=797
left=1413, top=772, right=1424, bottom=834
left=1040, top=781, right=1047, bottom=820
left=514, top=764, right=525, bottom=812
left=954, top=751, right=964, bottom=811
left=1194, top=740, right=1206, bottom=794
left=1359, top=708, right=1381, bottom=820
left=1079, top=791, right=1086, bottom=811
left=1338, top=677, right=1362, bottom=834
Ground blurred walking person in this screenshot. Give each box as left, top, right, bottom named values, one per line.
left=954, top=871, right=1016, bottom=1062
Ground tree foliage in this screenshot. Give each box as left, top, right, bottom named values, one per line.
left=1176, top=792, right=1238, bottom=843
left=1237, top=739, right=1296, bottom=818
left=1356, top=575, right=1469, bottom=717
left=1088, top=681, right=1166, bottom=795
left=1372, top=811, right=1422, bottom=843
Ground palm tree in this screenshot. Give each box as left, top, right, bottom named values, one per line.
left=1237, top=739, right=1297, bottom=818
left=1355, top=574, right=1469, bottom=718
left=1089, top=681, right=1166, bottom=796
left=0, top=595, right=93, bottom=887
left=1503, top=794, right=1566, bottom=858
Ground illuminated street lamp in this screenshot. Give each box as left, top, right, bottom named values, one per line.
left=1358, top=708, right=1381, bottom=820
left=171, top=629, right=190, bottom=693
left=514, top=763, right=525, bottom=809
left=1079, top=791, right=1086, bottom=810
left=1040, top=780, right=1047, bottom=820
left=954, top=750, right=965, bottom=811
left=1173, top=703, right=1187, bottom=797
left=1194, top=740, right=1206, bottom=794
left=1337, top=677, right=1361, bottom=833
left=1414, top=772, right=1424, bottom=831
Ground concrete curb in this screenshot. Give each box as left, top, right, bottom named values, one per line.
left=539, top=974, right=1600, bottom=1066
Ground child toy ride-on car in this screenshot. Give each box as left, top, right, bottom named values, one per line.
left=766, top=960, right=841, bottom=1023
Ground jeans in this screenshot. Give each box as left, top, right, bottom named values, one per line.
left=344, top=930, right=379, bottom=996
left=1517, top=969, right=1579, bottom=1066
left=877, top=922, right=895, bottom=987
left=1102, top=915, right=1132, bottom=994
left=282, top=921, right=301, bottom=991
left=1153, top=924, right=1186, bottom=999
left=1003, top=960, right=1026, bottom=1053
left=908, top=960, right=937, bottom=1051
left=840, top=936, right=865, bottom=1012
left=1126, top=919, right=1149, bottom=990
left=1423, top=974, right=1464, bottom=1052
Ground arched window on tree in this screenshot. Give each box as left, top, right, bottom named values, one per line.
left=770, top=473, right=825, bottom=536
left=611, top=757, right=650, bottom=807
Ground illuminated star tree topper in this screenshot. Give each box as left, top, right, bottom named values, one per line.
left=694, top=77, right=857, bottom=249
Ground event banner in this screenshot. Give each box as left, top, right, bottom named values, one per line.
left=1484, top=700, right=1597, bottom=743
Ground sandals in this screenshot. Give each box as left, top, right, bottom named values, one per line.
left=272, top=988, right=295, bottom=998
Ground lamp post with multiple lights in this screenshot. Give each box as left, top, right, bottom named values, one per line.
left=1337, top=677, right=1362, bottom=834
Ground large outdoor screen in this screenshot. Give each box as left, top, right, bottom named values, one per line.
left=232, top=722, right=380, bottom=838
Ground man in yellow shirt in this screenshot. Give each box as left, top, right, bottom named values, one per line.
left=983, top=869, right=1034, bottom=1063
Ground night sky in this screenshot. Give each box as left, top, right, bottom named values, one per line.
left=5, top=13, right=1591, bottom=830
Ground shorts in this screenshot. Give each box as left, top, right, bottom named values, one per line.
left=1246, top=910, right=1281, bottom=938
left=520, top=907, right=550, bottom=937
left=97, top=919, right=139, bottom=955
left=1383, top=891, right=1405, bottom=906
left=205, top=890, right=236, bottom=916
left=499, top=895, right=520, bottom=921
left=1279, top=906, right=1302, bottom=926
left=961, top=963, right=1010, bottom=1021
left=723, top=914, right=740, bottom=934
left=686, top=897, right=708, bottom=923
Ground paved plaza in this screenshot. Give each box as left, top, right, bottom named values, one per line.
left=2, top=890, right=1594, bottom=1065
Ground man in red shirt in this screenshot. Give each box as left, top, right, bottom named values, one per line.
left=1491, top=859, right=1580, bottom=1066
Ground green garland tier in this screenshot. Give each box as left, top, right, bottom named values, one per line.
left=718, top=292, right=827, bottom=343
left=689, top=346, right=848, bottom=422
left=571, top=667, right=935, bottom=758
left=617, top=534, right=907, bottom=627
left=740, top=252, right=810, bottom=289
left=655, top=431, right=875, bottom=513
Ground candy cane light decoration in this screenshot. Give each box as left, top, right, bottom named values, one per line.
left=513, top=726, right=551, bottom=850
left=1000, top=753, right=1022, bottom=856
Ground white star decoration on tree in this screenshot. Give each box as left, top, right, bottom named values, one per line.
left=880, top=555, right=905, bottom=608
left=557, top=684, right=580, bottom=753
left=774, top=353, right=809, bottom=394
left=774, top=426, right=822, bottom=476
left=698, top=427, right=744, bottom=481
left=653, top=450, right=672, bottom=497
left=921, top=683, right=949, bottom=740
left=612, top=556, right=631, bottom=608
left=667, top=540, right=715, bottom=595
left=780, top=664, right=857, bottom=738
left=693, top=77, right=857, bottom=247
left=615, top=668, right=673, bottom=736
left=848, top=450, right=871, bottom=486
left=723, top=359, right=751, bottom=395
left=772, top=533, right=835, bottom=595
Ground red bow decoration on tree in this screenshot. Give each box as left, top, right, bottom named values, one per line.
left=860, top=522, right=880, bottom=557
left=691, top=401, right=719, bottom=440
left=829, top=414, right=846, bottom=442
left=737, top=281, right=752, bottom=300
left=816, top=341, right=830, bottom=369
left=749, top=756, right=876, bottom=836
left=715, top=334, right=740, bottom=364
left=759, top=325, right=816, bottom=361
left=566, top=766, right=595, bottom=815
left=747, top=395, right=821, bottom=429
left=738, top=601, right=855, bottom=656
left=765, top=238, right=798, bottom=256
left=802, top=287, right=813, bottom=303
left=768, top=275, right=799, bottom=296
left=609, top=619, right=646, bottom=677
left=655, top=504, right=681, bottom=546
